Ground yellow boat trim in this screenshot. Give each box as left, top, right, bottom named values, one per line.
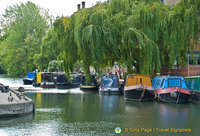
left=81, top=85, right=97, bottom=88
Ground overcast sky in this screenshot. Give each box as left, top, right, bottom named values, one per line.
left=0, top=0, right=107, bottom=17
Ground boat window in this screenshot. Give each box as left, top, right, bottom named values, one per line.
left=168, top=78, right=181, bottom=88
left=140, top=78, right=142, bottom=84
left=102, top=75, right=117, bottom=87
left=136, top=78, right=138, bottom=84
left=156, top=79, right=161, bottom=86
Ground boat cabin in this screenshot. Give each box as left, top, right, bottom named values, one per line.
left=81, top=75, right=97, bottom=85
left=57, top=73, right=68, bottom=83
left=23, top=72, right=36, bottom=85
left=125, top=75, right=152, bottom=87
left=152, top=76, right=188, bottom=89
left=26, top=72, right=36, bottom=79
left=184, top=76, right=200, bottom=91
left=101, top=74, right=119, bottom=88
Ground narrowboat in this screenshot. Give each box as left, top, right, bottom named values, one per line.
left=152, top=76, right=191, bottom=103
left=56, top=73, right=82, bottom=89
left=99, top=74, right=121, bottom=94
left=80, top=75, right=99, bottom=91
left=124, top=74, right=154, bottom=101
left=184, top=76, right=200, bottom=102
left=40, top=72, right=56, bottom=88
left=33, top=72, right=42, bottom=87
left=23, top=72, right=36, bottom=85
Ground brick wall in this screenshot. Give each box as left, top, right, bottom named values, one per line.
left=160, top=65, right=200, bottom=77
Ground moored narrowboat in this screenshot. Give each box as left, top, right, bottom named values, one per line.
left=80, top=75, right=99, bottom=91
left=184, top=76, right=200, bottom=102
left=152, top=76, right=191, bottom=103
left=33, top=72, right=42, bottom=87
left=23, top=72, right=36, bottom=85
left=124, top=74, right=154, bottom=101
left=40, top=72, right=56, bottom=88
left=56, top=73, right=82, bottom=89
left=99, top=74, right=121, bottom=94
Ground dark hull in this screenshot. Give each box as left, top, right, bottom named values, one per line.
left=33, top=83, right=41, bottom=87
left=23, top=79, right=33, bottom=85
left=156, top=92, right=190, bottom=103
left=124, top=89, right=154, bottom=101
left=56, top=83, right=79, bottom=89
left=190, top=91, right=200, bottom=103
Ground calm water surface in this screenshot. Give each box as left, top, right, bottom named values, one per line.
left=0, top=75, right=200, bottom=136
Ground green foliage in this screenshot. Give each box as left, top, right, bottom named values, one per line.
left=47, top=60, right=63, bottom=72
left=54, top=0, right=199, bottom=82
left=0, top=2, right=50, bottom=77
left=33, top=28, right=60, bottom=71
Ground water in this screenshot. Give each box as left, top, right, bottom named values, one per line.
left=0, top=75, right=200, bottom=136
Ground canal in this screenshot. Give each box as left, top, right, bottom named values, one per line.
left=0, top=75, right=200, bottom=136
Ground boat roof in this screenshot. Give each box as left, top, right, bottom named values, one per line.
left=127, top=74, right=150, bottom=77
left=152, top=76, right=187, bottom=89
left=154, top=76, right=184, bottom=79
left=184, top=76, right=200, bottom=79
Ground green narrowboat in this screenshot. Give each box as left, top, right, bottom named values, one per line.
left=184, top=76, right=200, bottom=102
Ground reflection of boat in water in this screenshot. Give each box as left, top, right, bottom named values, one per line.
left=0, top=113, right=34, bottom=127
left=124, top=75, right=154, bottom=101
left=152, top=76, right=190, bottom=103
left=100, top=95, right=120, bottom=112
left=158, top=103, right=189, bottom=125
left=99, top=74, right=121, bottom=95
left=80, top=75, right=99, bottom=91
left=23, top=72, right=36, bottom=85
left=184, top=76, right=200, bottom=102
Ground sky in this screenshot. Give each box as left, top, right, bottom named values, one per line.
left=0, top=0, right=107, bottom=17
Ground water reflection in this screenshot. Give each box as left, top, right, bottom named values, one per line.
left=100, top=95, right=121, bottom=113
left=0, top=75, right=200, bottom=135
left=0, top=113, right=34, bottom=128
left=159, top=103, right=189, bottom=125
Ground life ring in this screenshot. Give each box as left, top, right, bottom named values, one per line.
left=170, top=92, right=177, bottom=98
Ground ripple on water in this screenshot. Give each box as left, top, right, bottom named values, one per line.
left=24, top=88, right=85, bottom=94
left=0, top=120, right=116, bottom=136
left=36, top=108, right=62, bottom=113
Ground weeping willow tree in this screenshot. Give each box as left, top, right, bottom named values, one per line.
left=54, top=0, right=199, bottom=83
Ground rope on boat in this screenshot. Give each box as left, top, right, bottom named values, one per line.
left=176, top=91, right=180, bottom=104
left=139, top=88, right=146, bottom=102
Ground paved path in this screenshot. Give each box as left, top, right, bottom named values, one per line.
left=0, top=90, right=28, bottom=105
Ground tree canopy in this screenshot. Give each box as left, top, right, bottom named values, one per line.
left=54, top=0, right=199, bottom=83
left=0, top=2, right=50, bottom=77
left=33, top=28, right=60, bottom=71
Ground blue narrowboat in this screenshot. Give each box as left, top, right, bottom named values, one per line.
left=184, top=76, right=200, bottom=102
left=152, top=76, right=191, bottom=103
left=23, top=72, right=36, bottom=85
left=99, top=74, right=121, bottom=94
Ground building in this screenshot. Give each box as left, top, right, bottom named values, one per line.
left=160, top=0, right=200, bottom=77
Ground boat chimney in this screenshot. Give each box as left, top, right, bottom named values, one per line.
left=82, top=1, right=85, bottom=8
left=77, top=4, right=81, bottom=11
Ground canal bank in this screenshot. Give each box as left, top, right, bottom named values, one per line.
left=0, top=83, right=35, bottom=117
